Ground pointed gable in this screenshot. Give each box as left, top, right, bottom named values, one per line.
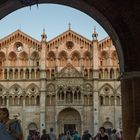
left=56, top=63, right=82, bottom=78
left=47, top=29, right=91, bottom=50
left=0, top=29, right=40, bottom=49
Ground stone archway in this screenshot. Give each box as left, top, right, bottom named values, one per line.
left=0, top=0, right=124, bottom=73
left=0, top=1, right=140, bottom=140
left=57, top=108, right=81, bottom=135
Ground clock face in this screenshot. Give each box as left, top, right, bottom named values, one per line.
left=15, top=42, right=23, bottom=52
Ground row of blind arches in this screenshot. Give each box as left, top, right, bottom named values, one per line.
left=0, top=94, right=121, bottom=106
left=0, top=68, right=40, bottom=80
left=99, top=95, right=121, bottom=106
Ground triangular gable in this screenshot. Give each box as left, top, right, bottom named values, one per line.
left=0, top=29, right=40, bottom=48
left=56, top=63, right=82, bottom=78
left=48, top=29, right=91, bottom=45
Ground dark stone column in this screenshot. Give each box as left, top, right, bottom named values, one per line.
left=121, top=72, right=140, bottom=140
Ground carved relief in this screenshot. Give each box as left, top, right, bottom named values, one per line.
left=57, top=63, right=82, bottom=78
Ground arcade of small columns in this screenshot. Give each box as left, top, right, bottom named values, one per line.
left=0, top=85, right=121, bottom=107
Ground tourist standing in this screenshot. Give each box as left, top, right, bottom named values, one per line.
left=49, top=128, right=57, bottom=140
left=110, top=129, right=117, bottom=140
left=73, top=130, right=80, bottom=140
left=41, top=129, right=50, bottom=140
left=0, top=107, right=23, bottom=140
left=82, top=130, right=93, bottom=140
left=99, top=127, right=108, bottom=140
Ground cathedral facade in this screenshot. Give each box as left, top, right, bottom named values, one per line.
left=0, top=28, right=121, bottom=137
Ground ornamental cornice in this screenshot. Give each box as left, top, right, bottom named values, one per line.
left=119, top=71, right=140, bottom=80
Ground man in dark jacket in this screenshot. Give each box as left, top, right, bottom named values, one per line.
left=41, top=129, right=50, bottom=140
left=82, top=130, right=93, bottom=140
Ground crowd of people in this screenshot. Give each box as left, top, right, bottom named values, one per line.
left=26, top=126, right=123, bottom=140
left=0, top=107, right=139, bottom=140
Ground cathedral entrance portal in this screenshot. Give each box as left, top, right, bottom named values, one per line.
left=64, top=124, right=76, bottom=135
left=57, top=108, right=81, bottom=135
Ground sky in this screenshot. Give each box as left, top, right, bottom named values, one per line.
left=0, top=4, right=108, bottom=41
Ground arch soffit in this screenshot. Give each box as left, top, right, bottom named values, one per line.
left=99, top=83, right=114, bottom=94
left=47, top=51, right=56, bottom=59
left=58, top=50, right=68, bottom=58
left=28, top=122, right=38, bottom=130
left=0, top=0, right=124, bottom=72
left=100, top=50, right=109, bottom=59
left=116, top=85, right=121, bottom=94
left=46, top=83, right=55, bottom=92
left=9, top=83, right=22, bottom=95
left=8, top=51, right=17, bottom=60
left=9, top=83, right=22, bottom=90
left=0, top=84, right=7, bottom=95
left=70, top=50, right=81, bottom=59
left=83, top=51, right=91, bottom=58
left=84, top=83, right=93, bottom=92
left=19, top=51, right=28, bottom=59
left=0, top=51, right=6, bottom=60
left=30, top=51, right=40, bottom=60
left=57, top=107, right=81, bottom=119
left=26, top=83, right=39, bottom=91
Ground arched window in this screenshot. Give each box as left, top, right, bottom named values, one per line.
left=58, top=51, right=67, bottom=67
left=110, top=69, right=114, bottom=79
left=25, top=69, right=29, bottom=79
left=0, top=69, right=3, bottom=79
left=0, top=96, right=3, bottom=105
left=9, top=96, right=13, bottom=105
left=71, top=52, right=80, bottom=67
left=51, top=95, right=55, bottom=105
left=110, top=96, right=114, bottom=105
left=46, top=95, right=50, bottom=106
left=36, top=95, right=40, bottom=105
left=14, top=69, right=18, bottom=79
left=9, top=69, right=13, bottom=79
left=19, top=96, right=23, bottom=105
left=31, top=96, right=35, bottom=105
left=89, top=94, right=93, bottom=105
left=20, top=69, right=24, bottom=79
left=3, top=96, right=7, bottom=105
left=116, top=96, right=121, bottom=105
left=4, top=69, right=7, bottom=79
left=84, top=95, right=88, bottom=105
left=100, top=96, right=104, bottom=105
left=74, top=91, right=77, bottom=100
left=25, top=96, right=29, bottom=105
left=36, top=69, right=40, bottom=79
left=104, top=69, right=108, bottom=79
left=47, top=51, right=55, bottom=68
left=105, top=96, right=109, bottom=105
left=83, top=51, right=91, bottom=67
left=99, top=69, right=103, bottom=79
left=78, top=91, right=81, bottom=100
left=14, top=96, right=18, bottom=105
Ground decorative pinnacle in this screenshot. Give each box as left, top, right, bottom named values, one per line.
left=92, top=26, right=98, bottom=40
left=68, top=22, right=71, bottom=30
